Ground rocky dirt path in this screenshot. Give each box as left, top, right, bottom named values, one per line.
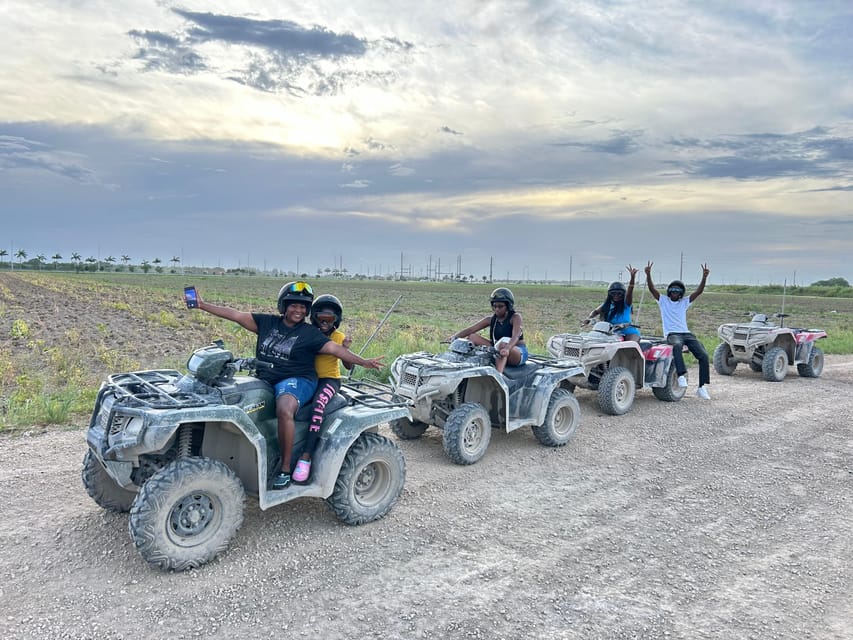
left=1, top=357, right=851, bottom=640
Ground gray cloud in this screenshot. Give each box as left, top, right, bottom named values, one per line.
left=669, top=127, right=853, bottom=180
left=127, top=10, right=411, bottom=96
left=549, top=130, right=644, bottom=155
left=0, top=134, right=106, bottom=186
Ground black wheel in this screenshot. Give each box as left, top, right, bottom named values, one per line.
left=328, top=432, right=406, bottom=525
left=531, top=389, right=580, bottom=447
left=442, top=402, right=492, bottom=465
left=129, top=457, right=245, bottom=571
left=652, top=365, right=687, bottom=403
left=797, top=346, right=824, bottom=378
left=762, top=346, right=788, bottom=382
left=749, top=360, right=763, bottom=372
left=597, top=367, right=635, bottom=415
left=389, top=417, right=429, bottom=440
left=713, top=343, right=737, bottom=376
left=81, top=449, right=137, bottom=513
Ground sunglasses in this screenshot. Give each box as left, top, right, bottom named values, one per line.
left=315, top=313, right=336, bottom=322
left=288, top=281, right=313, bottom=295
left=667, top=288, right=685, bottom=295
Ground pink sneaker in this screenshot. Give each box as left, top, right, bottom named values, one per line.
left=293, top=459, right=311, bottom=483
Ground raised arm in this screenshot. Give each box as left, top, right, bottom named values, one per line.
left=625, top=264, right=638, bottom=306
left=644, top=261, right=660, bottom=300
left=195, top=291, right=258, bottom=333
left=689, top=263, right=710, bottom=302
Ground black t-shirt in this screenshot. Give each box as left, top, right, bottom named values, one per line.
left=489, top=310, right=524, bottom=344
left=251, top=314, right=330, bottom=383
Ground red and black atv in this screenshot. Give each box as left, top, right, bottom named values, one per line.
left=714, top=313, right=827, bottom=381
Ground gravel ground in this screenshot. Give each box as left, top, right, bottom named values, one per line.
left=1, top=357, right=851, bottom=640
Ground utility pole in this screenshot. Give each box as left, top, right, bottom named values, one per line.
left=679, top=252, right=684, bottom=280
left=489, top=256, right=493, bottom=283
left=569, top=254, right=573, bottom=286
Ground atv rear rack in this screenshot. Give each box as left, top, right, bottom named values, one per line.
left=341, top=379, right=410, bottom=409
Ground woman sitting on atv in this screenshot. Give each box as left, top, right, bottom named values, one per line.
left=584, top=265, right=640, bottom=342
left=450, top=287, right=528, bottom=374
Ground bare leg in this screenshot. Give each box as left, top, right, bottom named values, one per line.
left=275, top=394, right=299, bottom=473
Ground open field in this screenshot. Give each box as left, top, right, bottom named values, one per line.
left=2, top=271, right=853, bottom=428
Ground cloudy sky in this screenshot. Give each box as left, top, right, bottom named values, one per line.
left=1, top=1, right=851, bottom=285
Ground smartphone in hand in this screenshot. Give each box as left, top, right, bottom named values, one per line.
left=184, top=286, right=198, bottom=309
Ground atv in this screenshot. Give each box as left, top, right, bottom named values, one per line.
left=387, top=338, right=584, bottom=465
left=545, top=321, right=686, bottom=416
left=714, top=313, right=827, bottom=381
left=82, top=341, right=409, bottom=571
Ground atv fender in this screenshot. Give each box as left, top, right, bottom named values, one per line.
left=258, top=404, right=411, bottom=509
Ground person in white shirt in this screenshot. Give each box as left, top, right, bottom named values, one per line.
left=645, top=261, right=711, bottom=400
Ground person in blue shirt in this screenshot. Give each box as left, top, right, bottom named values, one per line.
left=584, top=265, right=640, bottom=342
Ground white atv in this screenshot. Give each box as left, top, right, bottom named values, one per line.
left=546, top=321, right=686, bottom=416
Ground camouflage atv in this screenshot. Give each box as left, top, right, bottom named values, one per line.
left=388, top=338, right=584, bottom=465
left=714, top=313, right=827, bottom=381
left=82, top=341, right=409, bottom=571
left=545, top=321, right=685, bottom=416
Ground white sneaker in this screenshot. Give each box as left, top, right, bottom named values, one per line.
left=677, top=375, right=688, bottom=388
left=696, top=387, right=710, bottom=400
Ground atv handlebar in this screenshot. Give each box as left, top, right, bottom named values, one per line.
left=233, top=358, right=275, bottom=372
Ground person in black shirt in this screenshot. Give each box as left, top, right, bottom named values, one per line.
left=450, top=287, right=528, bottom=374
left=190, top=281, right=383, bottom=489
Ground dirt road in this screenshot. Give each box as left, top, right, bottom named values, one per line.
left=1, top=358, right=851, bottom=640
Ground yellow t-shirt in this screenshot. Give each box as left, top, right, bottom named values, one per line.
left=314, top=328, right=345, bottom=379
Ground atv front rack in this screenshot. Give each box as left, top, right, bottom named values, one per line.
left=101, top=369, right=209, bottom=410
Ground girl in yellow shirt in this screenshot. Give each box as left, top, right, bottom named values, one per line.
left=293, top=295, right=352, bottom=483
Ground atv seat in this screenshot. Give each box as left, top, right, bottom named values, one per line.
left=502, top=362, right=542, bottom=395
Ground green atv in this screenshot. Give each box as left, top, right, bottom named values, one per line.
left=82, top=341, right=409, bottom=571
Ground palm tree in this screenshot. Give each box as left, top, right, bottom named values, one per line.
left=52, top=253, right=62, bottom=269
left=141, top=259, right=151, bottom=273
left=152, top=257, right=162, bottom=273
left=0, top=249, right=7, bottom=269
left=15, top=249, right=27, bottom=266
left=121, top=254, right=131, bottom=268
left=105, top=256, right=117, bottom=271
left=36, top=254, right=46, bottom=270
left=85, top=256, right=97, bottom=271
left=170, top=256, right=181, bottom=271
left=70, top=252, right=82, bottom=272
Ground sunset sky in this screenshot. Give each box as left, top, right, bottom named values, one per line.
left=2, top=1, right=851, bottom=285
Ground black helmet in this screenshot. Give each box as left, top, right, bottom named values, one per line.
left=310, top=294, right=343, bottom=329
left=607, top=281, right=626, bottom=296
left=490, top=287, right=515, bottom=311
left=277, top=281, right=314, bottom=314
left=666, top=280, right=686, bottom=298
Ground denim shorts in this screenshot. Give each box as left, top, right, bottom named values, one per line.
left=495, top=340, right=529, bottom=367
left=274, top=377, right=318, bottom=407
